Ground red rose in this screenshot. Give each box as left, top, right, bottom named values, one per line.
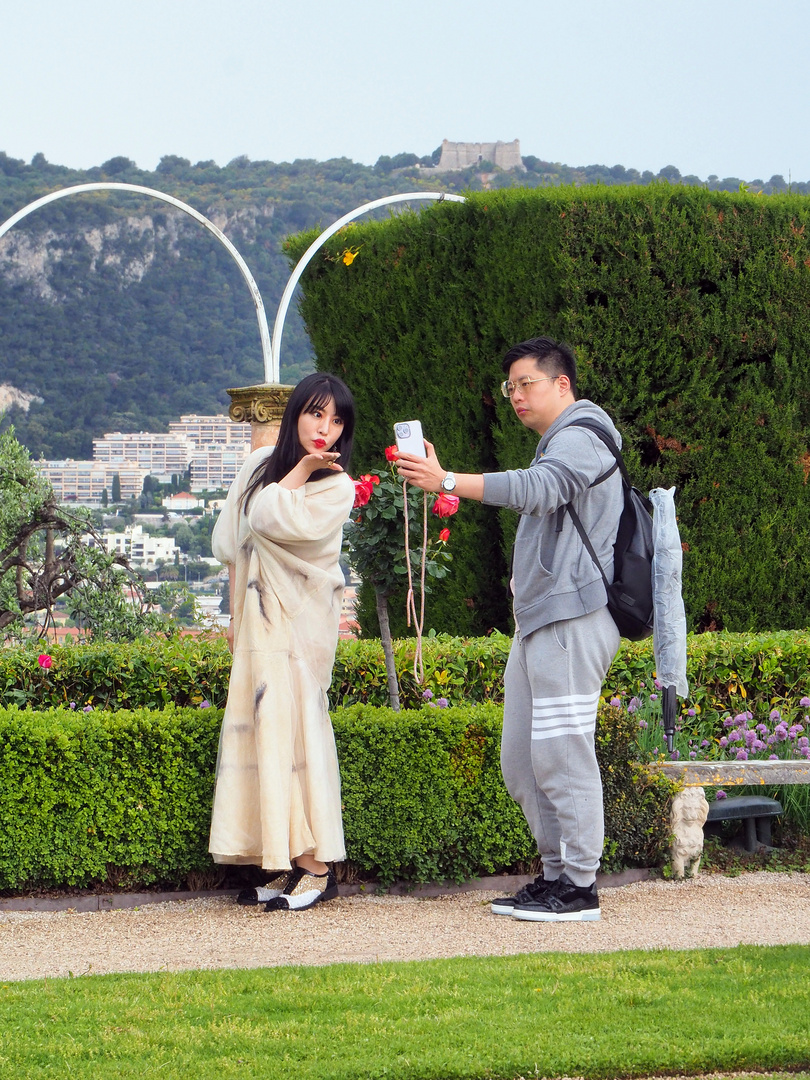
left=432, top=493, right=460, bottom=518
left=37, top=654, right=53, bottom=670
left=384, top=445, right=399, bottom=462
left=352, top=474, right=380, bottom=509
left=439, top=528, right=450, bottom=542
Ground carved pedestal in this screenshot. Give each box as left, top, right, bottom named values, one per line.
left=226, top=382, right=294, bottom=450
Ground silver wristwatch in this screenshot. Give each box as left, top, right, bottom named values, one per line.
left=440, top=471, right=457, bottom=493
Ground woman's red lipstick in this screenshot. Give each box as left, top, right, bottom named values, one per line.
left=313, top=439, right=326, bottom=449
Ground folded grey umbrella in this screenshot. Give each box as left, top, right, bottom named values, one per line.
left=650, top=487, right=689, bottom=752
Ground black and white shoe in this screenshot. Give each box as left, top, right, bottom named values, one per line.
left=236, top=870, right=293, bottom=906
left=491, top=874, right=550, bottom=916
left=511, top=872, right=600, bottom=922
left=264, top=866, right=338, bottom=912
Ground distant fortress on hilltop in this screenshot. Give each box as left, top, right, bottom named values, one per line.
left=433, top=139, right=526, bottom=172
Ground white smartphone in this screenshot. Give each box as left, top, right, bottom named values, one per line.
left=394, top=420, right=427, bottom=458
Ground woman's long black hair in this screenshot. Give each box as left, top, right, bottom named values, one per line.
left=241, top=372, right=356, bottom=514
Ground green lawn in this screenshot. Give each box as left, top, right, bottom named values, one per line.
left=2, top=946, right=808, bottom=1079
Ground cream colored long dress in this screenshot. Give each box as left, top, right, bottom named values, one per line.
left=209, top=447, right=355, bottom=869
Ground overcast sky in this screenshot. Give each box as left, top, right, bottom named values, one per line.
left=2, top=0, right=808, bottom=183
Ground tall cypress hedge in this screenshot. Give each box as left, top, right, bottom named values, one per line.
left=286, top=185, right=810, bottom=635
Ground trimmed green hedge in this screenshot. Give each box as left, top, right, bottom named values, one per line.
left=6, top=631, right=810, bottom=723
left=287, top=185, right=810, bottom=636
left=0, top=702, right=674, bottom=891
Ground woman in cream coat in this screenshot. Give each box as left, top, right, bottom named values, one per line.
left=209, top=373, right=356, bottom=912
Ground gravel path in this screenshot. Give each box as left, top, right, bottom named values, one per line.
left=2, top=872, right=809, bottom=982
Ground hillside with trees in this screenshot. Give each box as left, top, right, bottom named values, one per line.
left=0, top=147, right=804, bottom=458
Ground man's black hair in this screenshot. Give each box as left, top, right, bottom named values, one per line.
left=501, top=336, right=577, bottom=397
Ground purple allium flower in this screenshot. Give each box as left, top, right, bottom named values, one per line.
left=790, top=725, right=804, bottom=739
left=83, top=704, right=93, bottom=712
left=756, top=723, right=769, bottom=735
left=719, top=736, right=728, bottom=749
left=775, top=723, right=789, bottom=742
left=736, top=748, right=748, bottom=760
left=769, top=754, right=779, bottom=761
left=733, top=713, right=748, bottom=727
left=800, top=697, right=810, bottom=708
left=723, top=715, right=736, bottom=728
left=427, top=701, right=437, bottom=708
left=422, top=688, right=433, bottom=701
left=716, top=790, right=727, bottom=799
left=689, top=751, right=697, bottom=759
left=199, top=700, right=211, bottom=709
left=744, top=729, right=757, bottom=747
left=638, top=719, right=648, bottom=730
left=654, top=679, right=662, bottom=690
left=610, top=697, right=621, bottom=708
left=69, top=702, right=76, bottom=710
left=687, top=708, right=696, bottom=717
left=767, top=734, right=777, bottom=745
left=701, top=740, right=710, bottom=748
left=436, top=698, right=449, bottom=708
left=650, top=693, right=658, bottom=701
left=670, top=749, right=680, bottom=760
left=752, top=739, right=767, bottom=752
left=799, top=737, right=809, bottom=750
left=639, top=682, right=646, bottom=688
left=770, top=709, right=782, bottom=722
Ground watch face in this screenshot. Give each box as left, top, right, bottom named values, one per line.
left=442, top=475, right=456, bottom=491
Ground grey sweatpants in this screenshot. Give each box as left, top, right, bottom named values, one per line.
left=501, top=606, right=621, bottom=887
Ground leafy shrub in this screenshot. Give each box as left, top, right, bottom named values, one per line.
left=289, top=186, right=810, bottom=635
left=6, top=630, right=810, bottom=718
left=0, top=702, right=675, bottom=891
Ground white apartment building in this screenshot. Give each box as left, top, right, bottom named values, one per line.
left=189, top=444, right=250, bottom=491
left=92, top=432, right=196, bottom=481
left=101, top=525, right=178, bottom=568
left=169, top=414, right=251, bottom=448
left=38, top=460, right=147, bottom=504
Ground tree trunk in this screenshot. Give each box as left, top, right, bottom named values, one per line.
left=375, top=589, right=400, bottom=712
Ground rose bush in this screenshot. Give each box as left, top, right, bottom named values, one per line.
left=345, top=448, right=455, bottom=708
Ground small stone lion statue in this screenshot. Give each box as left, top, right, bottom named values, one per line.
left=670, top=788, right=709, bottom=878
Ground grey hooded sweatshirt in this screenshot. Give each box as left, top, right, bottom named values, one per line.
left=482, top=399, right=623, bottom=638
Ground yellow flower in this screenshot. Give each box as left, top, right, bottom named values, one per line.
left=342, top=247, right=360, bottom=266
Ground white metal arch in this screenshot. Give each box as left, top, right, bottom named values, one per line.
left=272, top=191, right=466, bottom=377
left=0, top=182, right=275, bottom=379
left=0, top=185, right=467, bottom=385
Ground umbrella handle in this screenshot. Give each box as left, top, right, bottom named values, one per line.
left=662, top=684, right=677, bottom=754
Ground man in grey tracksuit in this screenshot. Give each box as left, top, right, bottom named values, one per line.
left=396, top=336, right=623, bottom=922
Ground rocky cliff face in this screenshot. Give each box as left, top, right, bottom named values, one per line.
left=0, top=204, right=275, bottom=302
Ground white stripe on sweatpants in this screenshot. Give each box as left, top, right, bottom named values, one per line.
left=531, top=691, right=600, bottom=741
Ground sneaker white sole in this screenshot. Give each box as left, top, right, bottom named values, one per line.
left=490, top=902, right=516, bottom=916
left=512, top=907, right=601, bottom=922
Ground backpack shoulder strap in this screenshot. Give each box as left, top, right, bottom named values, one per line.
left=566, top=501, right=611, bottom=590
left=563, top=418, right=630, bottom=488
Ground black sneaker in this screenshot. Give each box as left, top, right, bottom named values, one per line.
left=236, top=870, right=293, bottom=906
left=264, top=866, right=338, bottom=912
left=512, top=872, right=600, bottom=922
left=491, top=874, right=550, bottom=916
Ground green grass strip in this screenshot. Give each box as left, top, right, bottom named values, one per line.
left=2, top=945, right=808, bottom=1079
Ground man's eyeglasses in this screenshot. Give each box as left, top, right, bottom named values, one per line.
left=500, top=376, right=558, bottom=399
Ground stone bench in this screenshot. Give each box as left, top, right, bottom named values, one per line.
left=653, top=760, right=810, bottom=877
left=705, top=794, right=783, bottom=851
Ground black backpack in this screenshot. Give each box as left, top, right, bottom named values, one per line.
left=564, top=420, right=654, bottom=641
